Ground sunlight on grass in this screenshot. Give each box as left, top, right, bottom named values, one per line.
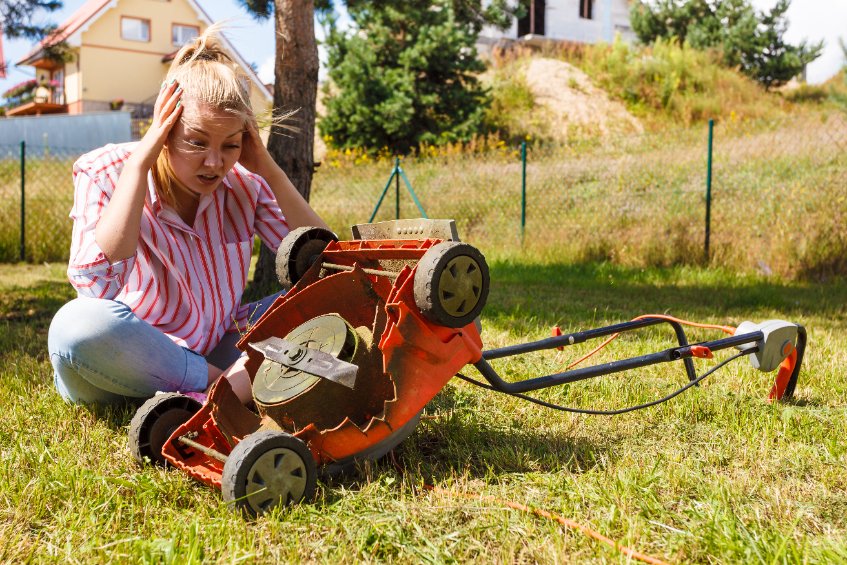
left=1, top=260, right=845, bottom=562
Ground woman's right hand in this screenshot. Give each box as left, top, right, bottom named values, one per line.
left=136, top=80, right=184, bottom=166
left=93, top=80, right=183, bottom=262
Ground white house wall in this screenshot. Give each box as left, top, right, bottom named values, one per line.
left=481, top=0, right=636, bottom=45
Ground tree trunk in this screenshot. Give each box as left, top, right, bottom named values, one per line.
left=251, top=0, right=320, bottom=293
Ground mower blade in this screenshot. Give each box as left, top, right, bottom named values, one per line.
left=249, top=337, right=358, bottom=389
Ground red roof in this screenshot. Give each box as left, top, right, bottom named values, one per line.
left=18, top=0, right=113, bottom=65
left=15, top=0, right=271, bottom=100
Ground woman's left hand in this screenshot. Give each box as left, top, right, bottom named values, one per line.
left=238, top=114, right=278, bottom=179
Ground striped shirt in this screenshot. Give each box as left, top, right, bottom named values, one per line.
left=68, top=142, right=288, bottom=355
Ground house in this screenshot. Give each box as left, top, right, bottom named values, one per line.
left=9, top=0, right=270, bottom=119
left=479, top=0, right=636, bottom=51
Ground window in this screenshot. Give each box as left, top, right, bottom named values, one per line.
left=517, top=0, right=546, bottom=37
left=172, top=24, right=200, bottom=47
left=579, top=0, right=593, bottom=20
left=121, top=17, right=151, bottom=42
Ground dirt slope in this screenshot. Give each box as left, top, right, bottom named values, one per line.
left=523, top=57, right=642, bottom=138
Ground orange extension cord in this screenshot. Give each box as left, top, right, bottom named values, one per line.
left=563, top=314, right=736, bottom=370
left=423, top=485, right=671, bottom=565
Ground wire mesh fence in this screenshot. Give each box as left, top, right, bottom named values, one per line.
left=0, top=142, right=78, bottom=263
left=1, top=111, right=846, bottom=278
left=312, top=111, right=847, bottom=276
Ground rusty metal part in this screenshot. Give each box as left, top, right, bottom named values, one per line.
left=322, top=262, right=400, bottom=279
left=251, top=314, right=357, bottom=405
left=178, top=434, right=229, bottom=463
left=250, top=336, right=359, bottom=389
left=244, top=270, right=397, bottom=433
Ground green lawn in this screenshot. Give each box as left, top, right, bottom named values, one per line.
left=1, top=259, right=845, bottom=563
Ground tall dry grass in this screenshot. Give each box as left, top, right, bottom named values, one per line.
left=1, top=112, right=845, bottom=281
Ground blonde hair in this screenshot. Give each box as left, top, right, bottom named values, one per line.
left=153, top=24, right=252, bottom=206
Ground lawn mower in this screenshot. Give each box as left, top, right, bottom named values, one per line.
left=128, top=219, right=806, bottom=517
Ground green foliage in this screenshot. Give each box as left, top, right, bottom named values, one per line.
left=237, top=0, right=334, bottom=20
left=578, top=37, right=786, bottom=124
left=831, top=40, right=847, bottom=112
left=783, top=83, right=829, bottom=104
left=319, top=1, right=500, bottom=153
left=483, top=63, right=539, bottom=143
left=0, top=0, right=62, bottom=40
left=631, top=0, right=823, bottom=89
left=0, top=0, right=70, bottom=70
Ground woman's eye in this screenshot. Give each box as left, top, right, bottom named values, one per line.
left=225, top=144, right=241, bottom=150
left=187, top=140, right=205, bottom=148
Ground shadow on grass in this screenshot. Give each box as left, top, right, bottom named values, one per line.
left=0, top=280, right=74, bottom=360
left=320, top=387, right=612, bottom=501
left=318, top=421, right=611, bottom=507
left=485, top=260, right=847, bottom=326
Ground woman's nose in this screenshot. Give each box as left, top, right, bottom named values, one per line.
left=204, top=150, right=223, bottom=168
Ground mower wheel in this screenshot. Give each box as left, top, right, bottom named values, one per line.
left=414, top=241, right=490, bottom=328
left=128, top=393, right=202, bottom=466
left=222, top=430, right=317, bottom=517
left=275, top=226, right=338, bottom=289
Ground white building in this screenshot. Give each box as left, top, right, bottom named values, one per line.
left=481, top=0, right=636, bottom=47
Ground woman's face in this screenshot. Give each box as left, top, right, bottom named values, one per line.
left=167, top=101, right=244, bottom=200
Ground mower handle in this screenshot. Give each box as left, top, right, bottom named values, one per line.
left=474, top=317, right=769, bottom=395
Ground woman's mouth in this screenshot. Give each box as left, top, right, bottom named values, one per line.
left=196, top=173, right=220, bottom=186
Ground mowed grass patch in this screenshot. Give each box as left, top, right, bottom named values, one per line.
left=1, top=261, right=846, bottom=563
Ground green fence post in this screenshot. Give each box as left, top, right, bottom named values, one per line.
left=368, top=160, right=398, bottom=222
left=394, top=157, right=400, bottom=220
left=20, top=141, right=26, bottom=262
left=397, top=166, right=428, bottom=218
left=521, top=141, right=527, bottom=240
left=705, top=119, right=714, bottom=262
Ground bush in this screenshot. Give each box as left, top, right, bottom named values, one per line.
left=575, top=37, right=788, bottom=125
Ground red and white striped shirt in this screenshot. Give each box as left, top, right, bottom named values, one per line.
left=68, top=142, right=288, bottom=355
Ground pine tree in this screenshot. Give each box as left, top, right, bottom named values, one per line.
left=1, top=1, right=66, bottom=76
left=319, top=1, right=500, bottom=153
left=631, top=0, right=822, bottom=89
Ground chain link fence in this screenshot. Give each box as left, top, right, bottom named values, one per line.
left=2, top=111, right=846, bottom=278
left=0, top=142, right=78, bottom=263
left=312, top=111, right=847, bottom=277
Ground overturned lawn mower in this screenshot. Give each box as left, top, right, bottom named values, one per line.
left=129, top=219, right=806, bottom=516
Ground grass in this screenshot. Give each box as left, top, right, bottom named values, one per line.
left=1, top=258, right=846, bottom=562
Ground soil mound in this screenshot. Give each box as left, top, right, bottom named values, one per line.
left=523, top=57, right=642, bottom=138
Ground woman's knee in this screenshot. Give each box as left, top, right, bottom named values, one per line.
left=48, top=297, right=137, bottom=405
left=48, top=297, right=134, bottom=360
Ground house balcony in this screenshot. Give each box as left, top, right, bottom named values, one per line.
left=3, top=85, right=68, bottom=117
left=6, top=100, right=68, bottom=117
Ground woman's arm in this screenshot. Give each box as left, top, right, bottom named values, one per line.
left=238, top=117, right=329, bottom=231
left=95, top=81, right=184, bottom=261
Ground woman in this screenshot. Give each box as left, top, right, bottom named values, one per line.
left=48, top=28, right=327, bottom=406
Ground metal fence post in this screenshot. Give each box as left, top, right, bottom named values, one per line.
left=395, top=157, right=400, bottom=220
left=20, top=141, right=26, bottom=262
left=705, top=119, right=714, bottom=262
left=520, top=141, right=527, bottom=240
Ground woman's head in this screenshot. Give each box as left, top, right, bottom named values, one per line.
left=153, top=25, right=253, bottom=206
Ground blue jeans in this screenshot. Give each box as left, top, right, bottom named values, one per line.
left=48, top=293, right=282, bottom=406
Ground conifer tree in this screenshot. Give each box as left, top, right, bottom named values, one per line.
left=631, top=0, right=822, bottom=89
left=1, top=0, right=65, bottom=76
left=320, top=1, right=508, bottom=153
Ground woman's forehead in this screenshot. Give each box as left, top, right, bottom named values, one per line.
left=180, top=101, right=244, bottom=136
